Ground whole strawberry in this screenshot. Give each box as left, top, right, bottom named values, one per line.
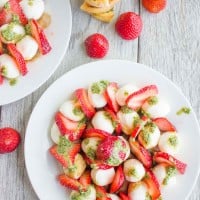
left=84, top=33, right=109, bottom=59
left=142, top=0, right=167, bottom=13
left=0, top=128, right=21, bottom=154
left=115, top=12, right=142, bottom=40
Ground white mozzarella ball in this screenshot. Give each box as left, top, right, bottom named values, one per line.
left=20, top=0, right=44, bottom=20
left=0, top=54, right=19, bottom=79
left=0, top=0, right=9, bottom=8
left=16, top=35, right=38, bottom=60
left=158, top=132, right=180, bottom=155
left=153, top=164, right=167, bottom=186
left=138, top=122, right=160, bottom=149
left=59, top=100, right=84, bottom=121
left=116, top=84, right=138, bottom=106
left=128, top=182, right=148, bottom=200
left=50, top=122, right=61, bottom=144
left=107, top=194, right=121, bottom=200
left=92, top=111, right=114, bottom=134
left=91, top=167, right=115, bottom=186
left=142, top=96, right=170, bottom=118
left=124, top=159, right=145, bottom=182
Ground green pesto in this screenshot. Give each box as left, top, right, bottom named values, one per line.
left=145, top=193, right=152, bottom=200
left=83, top=138, right=89, bottom=145
left=71, top=186, right=91, bottom=200
left=91, top=82, right=101, bottom=94
left=9, top=78, right=18, bottom=86
left=163, top=166, right=177, bottom=185
left=176, top=107, right=191, bottom=115
left=168, top=135, right=178, bottom=147
left=4, top=2, right=10, bottom=10
left=57, top=136, right=72, bottom=154
left=121, top=105, right=133, bottom=114
left=68, top=165, right=77, bottom=173
left=1, top=66, right=7, bottom=76
left=25, top=24, right=31, bottom=35
left=87, top=147, right=96, bottom=159
left=133, top=115, right=140, bottom=127
left=107, top=155, right=120, bottom=166
left=73, top=107, right=84, bottom=116
left=11, top=14, right=20, bottom=23
left=140, top=122, right=156, bottom=145
left=128, top=168, right=138, bottom=178
left=28, top=0, right=34, bottom=6
left=148, top=96, right=158, bottom=106
left=124, top=91, right=129, bottom=96
left=99, top=80, right=109, bottom=89
left=141, top=109, right=151, bottom=118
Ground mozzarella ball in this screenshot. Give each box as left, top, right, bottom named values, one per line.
left=0, top=23, right=25, bottom=43
left=50, top=122, right=61, bottom=144
left=107, top=194, right=121, bottom=200
left=128, top=182, right=148, bottom=200
left=20, top=0, right=45, bottom=20
left=0, top=0, right=9, bottom=8
left=81, top=137, right=101, bottom=160
left=158, top=132, right=180, bottom=155
left=16, top=35, right=38, bottom=60
left=91, top=167, right=115, bottom=186
left=92, top=111, right=114, bottom=134
left=142, top=96, right=170, bottom=118
left=117, top=106, right=140, bottom=135
left=124, top=159, right=145, bottom=182
left=116, top=84, right=138, bottom=106
left=59, top=100, right=85, bottom=121
left=88, top=81, right=108, bottom=108
left=138, top=122, right=160, bottom=149
left=0, top=54, right=19, bottom=79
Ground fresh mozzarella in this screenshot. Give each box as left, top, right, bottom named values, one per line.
left=59, top=100, right=85, bottom=121
left=0, top=54, right=19, bottom=79
left=107, top=194, right=121, bottom=200
left=138, top=122, right=160, bottom=149
left=91, top=167, right=115, bottom=186
left=0, top=0, right=8, bottom=8
left=142, top=96, right=170, bottom=118
left=16, top=35, right=38, bottom=60
left=153, top=164, right=167, bottom=186
left=20, top=0, right=45, bottom=20
left=92, top=111, right=114, bottom=134
left=124, top=159, right=145, bottom=182
left=116, top=84, right=138, bottom=106
left=158, top=132, right=180, bottom=155
left=128, top=182, right=148, bottom=200
left=50, top=122, right=61, bottom=144
left=117, top=107, right=140, bottom=135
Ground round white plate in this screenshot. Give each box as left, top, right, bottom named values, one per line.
left=0, top=0, right=72, bottom=105
left=25, top=60, right=200, bottom=200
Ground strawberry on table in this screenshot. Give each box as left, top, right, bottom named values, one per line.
left=83, top=128, right=111, bottom=140
left=119, top=192, right=129, bottom=200
left=79, top=170, right=92, bottom=187
left=0, top=74, right=4, bottom=84
left=95, top=185, right=112, bottom=200
left=115, top=12, right=143, bottom=40
left=152, top=117, right=176, bottom=132
left=142, top=0, right=167, bottom=13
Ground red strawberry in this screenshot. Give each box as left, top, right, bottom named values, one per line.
left=152, top=117, right=176, bottom=132
left=75, top=88, right=96, bottom=118
left=95, top=185, right=112, bottom=200
left=7, top=43, right=28, bottom=75
left=110, top=165, right=125, bottom=193
left=0, top=74, right=4, bottom=85
left=143, top=170, right=161, bottom=200
left=115, top=12, right=142, bottom=40
left=142, top=0, right=167, bottom=13
left=83, top=128, right=111, bottom=140
left=30, top=19, right=52, bottom=55
left=126, top=85, right=158, bottom=110
left=90, top=162, right=112, bottom=170
left=79, top=170, right=91, bottom=187
left=0, top=128, right=21, bottom=153
left=153, top=152, right=187, bottom=174
left=119, top=192, right=130, bottom=200
left=0, top=39, right=3, bottom=55
left=129, top=138, right=152, bottom=168
left=104, top=82, right=119, bottom=113
left=58, top=174, right=83, bottom=191
left=0, top=9, right=11, bottom=26
left=68, top=143, right=81, bottom=163
left=84, top=33, right=109, bottom=59
left=55, top=112, right=86, bottom=141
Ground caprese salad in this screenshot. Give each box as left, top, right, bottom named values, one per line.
left=49, top=80, right=187, bottom=200
left=0, top=0, right=51, bottom=85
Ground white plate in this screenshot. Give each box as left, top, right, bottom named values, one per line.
left=0, top=0, right=72, bottom=105
left=25, top=60, right=200, bottom=200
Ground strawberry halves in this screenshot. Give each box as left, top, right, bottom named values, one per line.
left=152, top=117, right=176, bottom=132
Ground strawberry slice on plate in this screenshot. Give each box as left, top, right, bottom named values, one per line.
left=104, top=82, right=119, bottom=113
left=126, top=85, right=158, bottom=110
left=95, top=185, right=112, bottom=200
left=152, top=117, right=176, bottom=132
left=143, top=169, right=161, bottom=200
left=110, top=165, right=125, bottom=193
left=0, top=9, right=11, bottom=26
left=129, top=138, right=152, bottom=168
left=153, top=151, right=187, bottom=174
left=119, top=192, right=129, bottom=200
left=83, top=128, right=111, bottom=140
left=75, top=88, right=96, bottom=119
left=79, top=170, right=92, bottom=187
left=68, top=143, right=81, bottom=163
left=30, top=19, right=52, bottom=55
left=7, top=43, right=28, bottom=75
left=0, top=38, right=3, bottom=55
left=0, top=74, right=4, bottom=85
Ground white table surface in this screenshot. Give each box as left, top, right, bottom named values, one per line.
left=0, top=0, right=200, bottom=199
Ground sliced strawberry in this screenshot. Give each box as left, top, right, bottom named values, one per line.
left=110, top=165, right=125, bottom=193
left=0, top=9, right=11, bottom=26
left=68, top=143, right=81, bottom=163
left=143, top=170, right=161, bottom=200
left=30, top=19, right=51, bottom=55
left=153, top=152, right=187, bottom=174
left=129, top=139, right=152, bottom=168
left=104, top=82, right=119, bottom=113
left=75, top=88, right=95, bottom=119
left=55, top=112, right=86, bottom=141
left=95, top=185, right=112, bottom=200
left=0, top=74, right=4, bottom=85
left=152, top=117, right=176, bottom=132
left=0, top=39, right=3, bottom=55
left=83, top=128, right=111, bottom=140
left=126, top=85, right=158, bottom=110
left=119, top=192, right=129, bottom=200
left=79, top=170, right=91, bottom=187
left=7, top=43, right=28, bottom=75
left=58, top=174, right=83, bottom=191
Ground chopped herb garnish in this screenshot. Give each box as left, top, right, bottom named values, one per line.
left=128, top=168, right=138, bottom=177
left=176, top=107, right=191, bottom=115
left=57, top=136, right=72, bottom=154
left=121, top=106, right=133, bottom=114
left=12, top=14, right=20, bottom=23
left=87, top=147, right=96, bottom=159
left=163, top=166, right=177, bottom=185
left=9, top=78, right=17, bottom=86
left=68, top=165, right=77, bottom=173
left=25, top=24, right=31, bottom=35
left=1, top=66, right=7, bottom=76
left=124, top=91, right=129, bottom=96
left=148, top=96, right=158, bottom=106
left=91, top=82, right=101, bottom=94
left=4, top=2, right=10, bottom=10
left=73, top=107, right=84, bottom=116
left=168, top=135, right=178, bottom=147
